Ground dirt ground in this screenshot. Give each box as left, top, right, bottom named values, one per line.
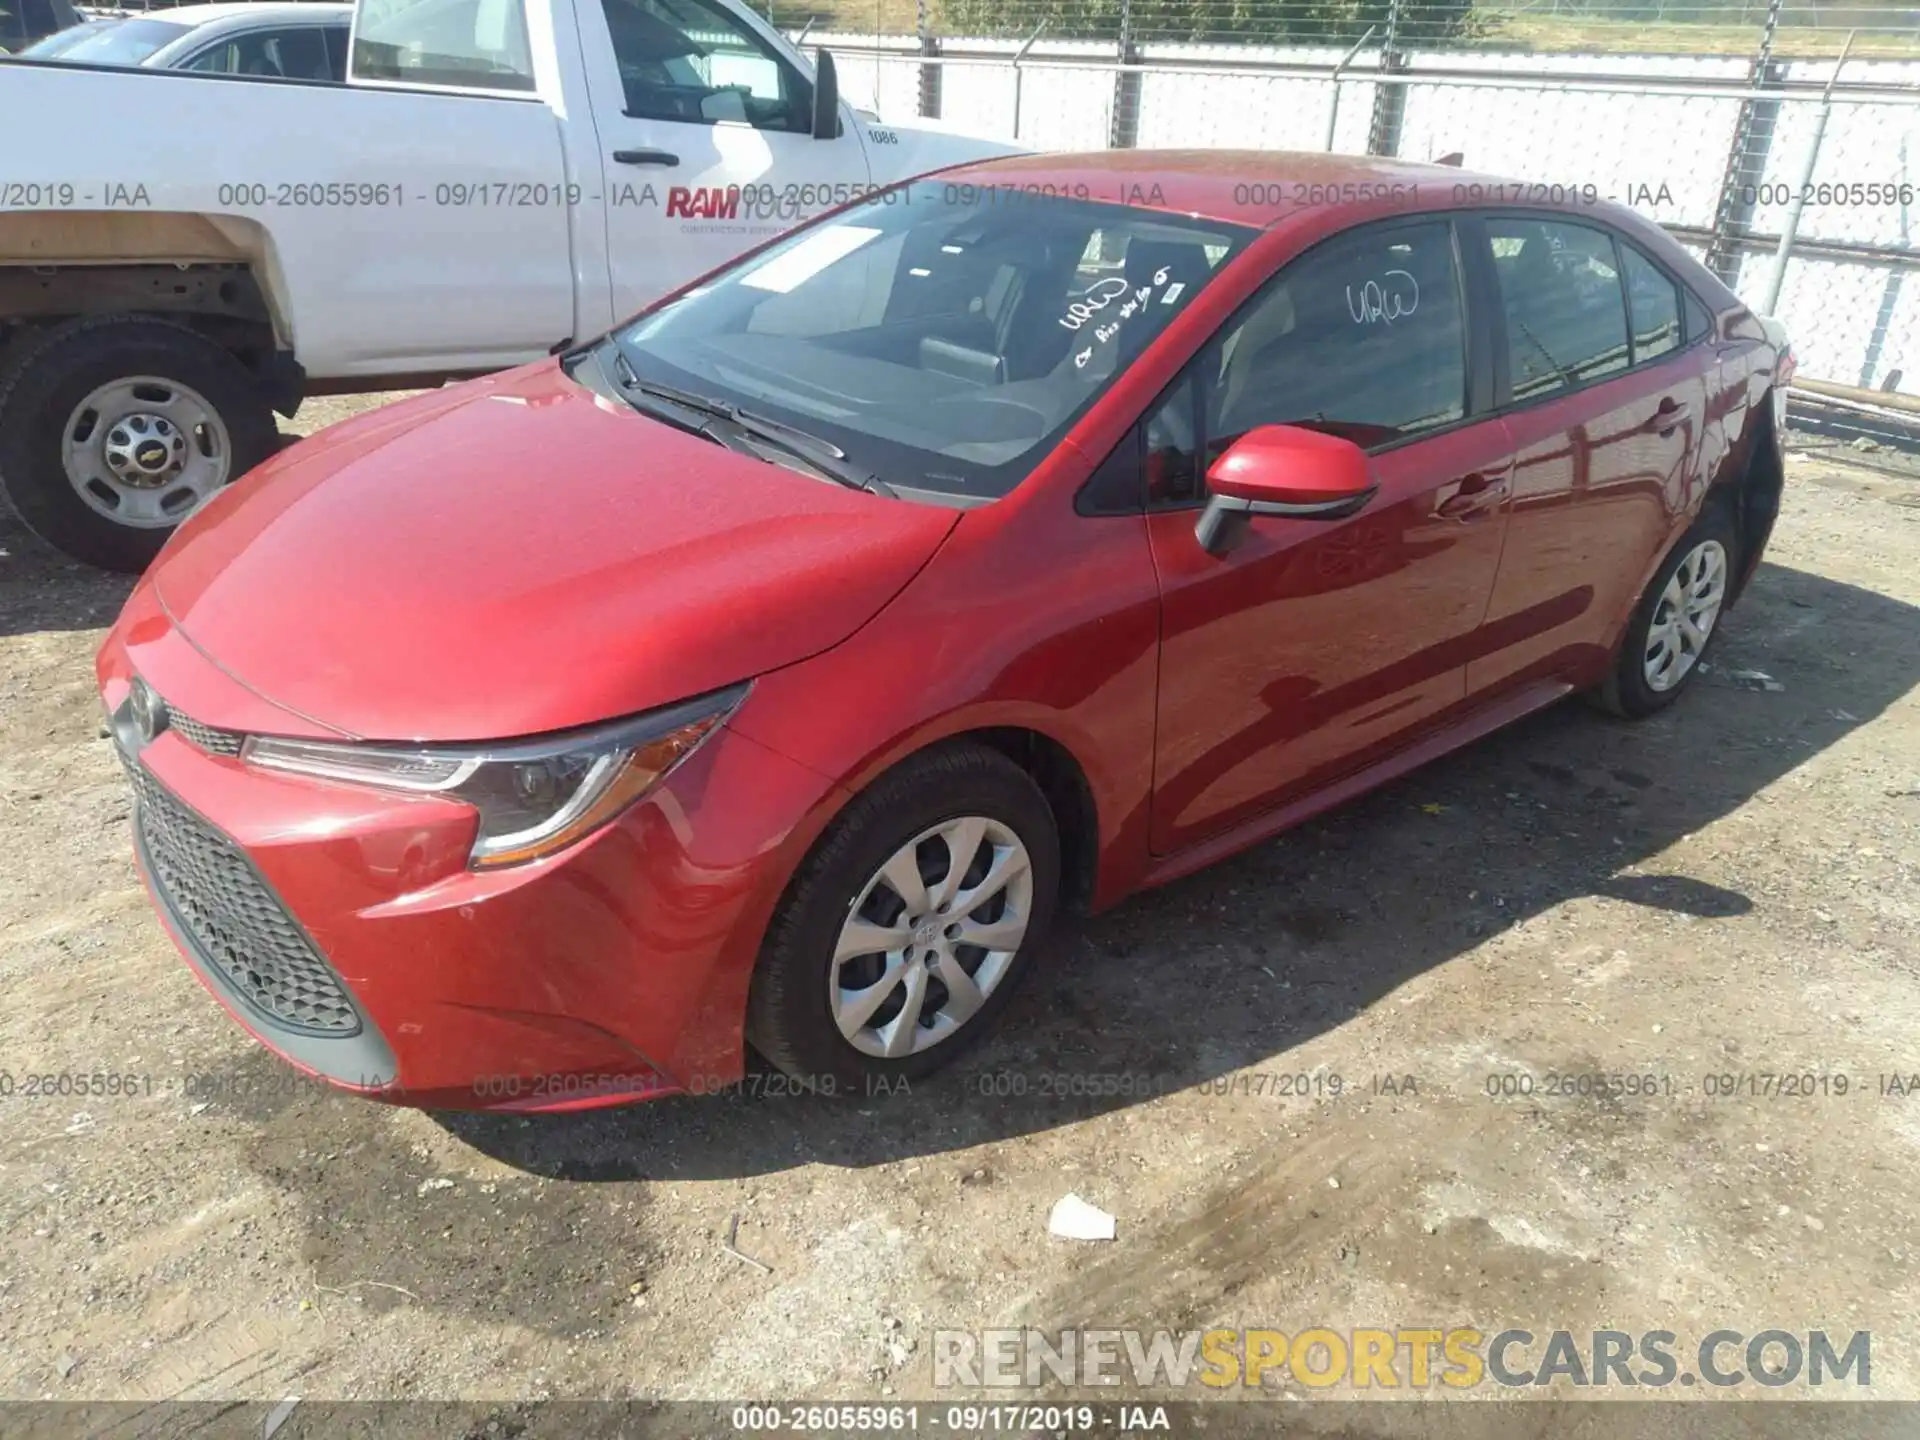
left=1, top=392, right=1917, bottom=1421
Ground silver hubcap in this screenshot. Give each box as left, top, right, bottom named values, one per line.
left=1644, top=538, right=1727, bottom=692
left=831, top=816, right=1033, bottom=1058
left=63, top=376, right=231, bottom=528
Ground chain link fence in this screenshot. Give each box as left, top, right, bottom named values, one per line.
left=807, top=0, right=1920, bottom=417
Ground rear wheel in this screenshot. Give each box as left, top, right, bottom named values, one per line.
left=747, top=742, right=1060, bottom=1088
left=1594, top=503, right=1738, bottom=718
left=0, top=317, right=278, bottom=572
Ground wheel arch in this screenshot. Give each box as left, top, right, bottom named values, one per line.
left=743, top=707, right=1112, bottom=928
left=0, top=213, right=300, bottom=414
left=954, top=726, right=1100, bottom=917
left=1710, top=390, right=1783, bottom=608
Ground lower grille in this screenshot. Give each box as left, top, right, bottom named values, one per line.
left=123, top=754, right=362, bottom=1036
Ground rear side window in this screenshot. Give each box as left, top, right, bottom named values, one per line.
left=353, top=0, right=535, bottom=92
left=1204, top=219, right=1468, bottom=455
left=1486, top=218, right=1630, bottom=401
left=1684, top=288, right=1714, bottom=343
left=1620, top=242, right=1681, bottom=364
left=186, top=27, right=336, bottom=78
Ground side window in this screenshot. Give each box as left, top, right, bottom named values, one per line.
left=600, top=0, right=807, bottom=132
left=1620, top=242, right=1681, bottom=364
left=1486, top=218, right=1630, bottom=401
left=189, top=29, right=333, bottom=77
left=352, top=0, right=536, bottom=92
left=324, top=24, right=350, bottom=79
left=184, top=38, right=238, bottom=70
left=1144, top=373, right=1200, bottom=505
left=1204, top=219, right=1467, bottom=462
left=1683, top=288, right=1714, bottom=344
left=0, top=1, right=25, bottom=48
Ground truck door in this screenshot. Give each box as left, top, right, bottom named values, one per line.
left=576, top=0, right=872, bottom=318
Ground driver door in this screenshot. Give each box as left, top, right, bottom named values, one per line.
left=1145, top=217, right=1516, bottom=854
left=578, top=0, right=872, bottom=317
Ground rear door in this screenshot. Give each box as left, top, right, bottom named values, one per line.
left=1464, top=214, right=1712, bottom=697
left=1143, top=216, right=1516, bottom=855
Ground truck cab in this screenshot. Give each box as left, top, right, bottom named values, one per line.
left=0, top=0, right=1019, bottom=569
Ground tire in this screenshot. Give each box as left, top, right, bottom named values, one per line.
left=0, top=316, right=278, bottom=573
left=1593, top=501, right=1740, bottom=719
left=747, top=741, right=1061, bottom=1089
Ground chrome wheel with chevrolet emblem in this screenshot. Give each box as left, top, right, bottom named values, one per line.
left=0, top=317, right=281, bottom=572
left=64, top=374, right=231, bottom=529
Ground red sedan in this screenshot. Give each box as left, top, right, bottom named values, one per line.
left=97, top=152, right=1790, bottom=1110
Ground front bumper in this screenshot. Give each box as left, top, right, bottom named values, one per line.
left=98, top=584, right=838, bottom=1111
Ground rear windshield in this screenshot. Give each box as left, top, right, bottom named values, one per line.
left=21, top=16, right=188, bottom=62
left=616, top=183, right=1256, bottom=500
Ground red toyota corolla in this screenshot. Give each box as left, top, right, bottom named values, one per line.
left=97, top=152, right=1789, bottom=1111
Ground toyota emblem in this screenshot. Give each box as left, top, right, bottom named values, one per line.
left=130, top=679, right=167, bottom=745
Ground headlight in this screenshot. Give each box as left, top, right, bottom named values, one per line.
left=241, top=686, right=746, bottom=868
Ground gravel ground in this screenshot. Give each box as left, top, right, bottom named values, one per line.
left=1, top=393, right=1917, bottom=1417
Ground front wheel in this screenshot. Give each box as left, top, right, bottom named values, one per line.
left=0, top=317, right=279, bottom=572
left=747, top=742, right=1061, bottom=1088
left=1594, top=504, right=1738, bottom=718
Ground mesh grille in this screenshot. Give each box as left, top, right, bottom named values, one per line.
left=121, top=751, right=362, bottom=1036
left=166, top=708, right=244, bottom=757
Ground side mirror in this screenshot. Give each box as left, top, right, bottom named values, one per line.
left=811, top=48, right=841, bottom=140
left=1194, top=424, right=1378, bottom=555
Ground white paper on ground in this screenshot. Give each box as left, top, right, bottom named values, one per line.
left=1048, top=1193, right=1117, bottom=1241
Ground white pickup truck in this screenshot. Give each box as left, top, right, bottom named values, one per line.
left=0, top=0, right=1019, bottom=569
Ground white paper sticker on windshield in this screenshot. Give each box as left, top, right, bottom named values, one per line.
left=741, top=225, right=883, bottom=294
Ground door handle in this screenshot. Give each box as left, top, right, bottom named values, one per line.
left=1435, top=472, right=1507, bottom=521
left=1653, top=396, right=1690, bottom=437
left=612, top=148, right=680, bottom=167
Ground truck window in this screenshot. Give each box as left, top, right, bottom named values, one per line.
left=600, top=0, right=807, bottom=132
left=352, top=0, right=535, bottom=92
left=186, top=27, right=336, bottom=80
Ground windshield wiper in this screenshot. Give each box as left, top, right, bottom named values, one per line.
left=592, top=343, right=734, bottom=446
left=606, top=349, right=895, bottom=498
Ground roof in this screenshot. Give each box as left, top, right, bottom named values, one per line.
left=123, top=1, right=347, bottom=23
left=939, top=149, right=1592, bottom=231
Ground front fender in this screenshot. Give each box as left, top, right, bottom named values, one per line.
left=725, top=500, right=1163, bottom=910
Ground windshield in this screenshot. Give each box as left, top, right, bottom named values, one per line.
left=18, top=19, right=110, bottom=55
left=614, top=183, right=1255, bottom=500
left=23, top=16, right=189, bottom=62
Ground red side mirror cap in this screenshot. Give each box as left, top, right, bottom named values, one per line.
left=1207, top=424, right=1374, bottom=508
left=1195, top=424, right=1378, bottom=555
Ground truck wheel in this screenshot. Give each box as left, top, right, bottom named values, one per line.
left=0, top=317, right=278, bottom=573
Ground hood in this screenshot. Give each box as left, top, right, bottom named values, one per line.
left=152, top=361, right=958, bottom=742
left=867, top=117, right=1027, bottom=185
